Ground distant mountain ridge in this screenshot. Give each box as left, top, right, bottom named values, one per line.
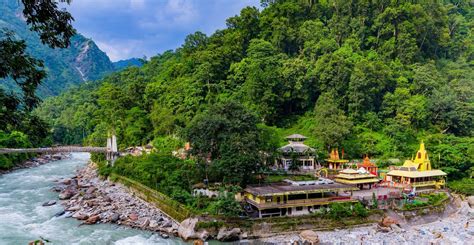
left=113, top=58, right=143, bottom=70
left=0, top=0, right=136, bottom=97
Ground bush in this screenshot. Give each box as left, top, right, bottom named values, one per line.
left=329, top=203, right=352, bottom=220
left=353, top=202, right=368, bottom=217
left=206, top=191, right=243, bottom=217
left=449, top=178, right=474, bottom=196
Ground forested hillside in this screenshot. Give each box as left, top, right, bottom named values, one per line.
left=0, top=0, right=115, bottom=97
left=37, top=0, right=473, bottom=180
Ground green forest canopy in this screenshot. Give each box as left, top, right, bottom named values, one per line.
left=36, top=0, right=474, bottom=179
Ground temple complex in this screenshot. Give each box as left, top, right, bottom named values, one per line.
left=386, top=142, right=447, bottom=191
left=244, top=179, right=357, bottom=218
left=275, top=134, right=316, bottom=171
left=326, top=148, right=348, bottom=170
left=334, top=168, right=380, bottom=189
left=357, top=156, right=378, bottom=176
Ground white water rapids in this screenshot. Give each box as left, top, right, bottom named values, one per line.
left=0, top=153, right=187, bottom=244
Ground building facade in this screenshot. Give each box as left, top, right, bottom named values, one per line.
left=275, top=134, right=317, bottom=171
left=244, top=180, right=357, bottom=218
left=386, top=142, right=447, bottom=191
left=334, top=168, right=380, bottom=190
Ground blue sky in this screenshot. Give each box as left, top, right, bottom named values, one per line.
left=64, top=0, right=260, bottom=61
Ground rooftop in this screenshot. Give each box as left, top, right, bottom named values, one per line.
left=245, top=181, right=357, bottom=197
left=279, top=141, right=315, bottom=154
left=285, top=134, right=308, bottom=140
left=387, top=169, right=447, bottom=178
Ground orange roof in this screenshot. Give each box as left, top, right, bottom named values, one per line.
left=357, top=156, right=377, bottom=168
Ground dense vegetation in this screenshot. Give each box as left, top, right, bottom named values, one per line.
left=0, top=0, right=78, bottom=169
left=37, top=0, right=473, bottom=183
left=100, top=153, right=242, bottom=216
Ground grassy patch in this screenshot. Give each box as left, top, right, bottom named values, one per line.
left=401, top=192, right=449, bottom=210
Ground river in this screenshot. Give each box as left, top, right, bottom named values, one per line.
left=0, top=153, right=187, bottom=244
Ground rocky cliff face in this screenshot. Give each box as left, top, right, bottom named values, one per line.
left=73, top=37, right=115, bottom=82
left=0, top=0, right=115, bottom=97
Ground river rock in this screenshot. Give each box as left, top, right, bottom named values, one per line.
left=149, top=220, right=159, bottom=228
left=300, top=230, right=319, bottom=244
left=380, top=216, right=399, bottom=227
left=54, top=210, right=66, bottom=217
left=141, top=218, right=150, bottom=228
left=62, top=179, right=71, bottom=185
left=178, top=217, right=199, bottom=240
left=217, top=227, right=241, bottom=241
left=129, top=213, right=139, bottom=221
left=162, top=220, right=172, bottom=228
left=197, top=230, right=210, bottom=241
left=42, top=200, right=56, bottom=206
left=84, top=215, right=100, bottom=224
left=467, top=196, right=474, bottom=208
left=72, top=212, right=88, bottom=220
left=86, top=187, right=96, bottom=194
left=59, top=189, right=74, bottom=200
left=66, top=205, right=80, bottom=211
left=110, top=213, right=120, bottom=222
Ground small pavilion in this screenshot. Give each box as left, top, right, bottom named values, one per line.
left=334, top=168, right=379, bottom=190
left=275, top=134, right=316, bottom=171
left=357, top=156, right=378, bottom=176
left=386, top=141, right=447, bottom=190
left=326, top=148, right=348, bottom=170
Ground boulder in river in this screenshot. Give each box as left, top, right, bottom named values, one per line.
left=54, top=210, right=66, bottom=217
left=42, top=200, right=56, bottom=207
left=178, top=217, right=199, bottom=240
left=217, top=227, right=241, bottom=241
left=84, top=215, right=100, bottom=225
left=72, top=212, right=88, bottom=220
left=59, top=190, right=74, bottom=200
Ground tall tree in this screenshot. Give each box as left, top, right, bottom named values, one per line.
left=313, top=92, right=352, bottom=149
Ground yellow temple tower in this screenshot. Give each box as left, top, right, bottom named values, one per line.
left=404, top=141, right=431, bottom=171
left=386, top=141, right=447, bottom=191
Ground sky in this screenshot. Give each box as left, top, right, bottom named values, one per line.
left=63, top=0, right=260, bottom=61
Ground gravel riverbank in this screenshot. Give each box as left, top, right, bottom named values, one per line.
left=53, top=163, right=178, bottom=239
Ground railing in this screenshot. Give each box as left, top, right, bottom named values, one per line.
left=0, top=146, right=108, bottom=154
left=411, top=181, right=437, bottom=187
left=247, top=196, right=353, bottom=209
left=111, top=174, right=192, bottom=223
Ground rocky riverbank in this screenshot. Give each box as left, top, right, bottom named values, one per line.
left=259, top=195, right=474, bottom=244
left=51, top=163, right=178, bottom=239
left=0, top=153, right=70, bottom=175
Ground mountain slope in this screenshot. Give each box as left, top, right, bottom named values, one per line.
left=113, top=58, right=143, bottom=70
left=0, top=0, right=114, bottom=97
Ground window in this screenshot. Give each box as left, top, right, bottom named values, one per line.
left=265, top=197, right=272, bottom=202
left=296, top=206, right=303, bottom=211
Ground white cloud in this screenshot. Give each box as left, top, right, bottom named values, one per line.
left=95, top=39, right=144, bottom=61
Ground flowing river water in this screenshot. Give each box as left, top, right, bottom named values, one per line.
left=0, top=153, right=187, bottom=244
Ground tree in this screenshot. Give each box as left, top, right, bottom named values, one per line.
left=313, top=92, right=352, bottom=149
left=0, top=0, right=75, bottom=168
left=185, top=101, right=263, bottom=186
